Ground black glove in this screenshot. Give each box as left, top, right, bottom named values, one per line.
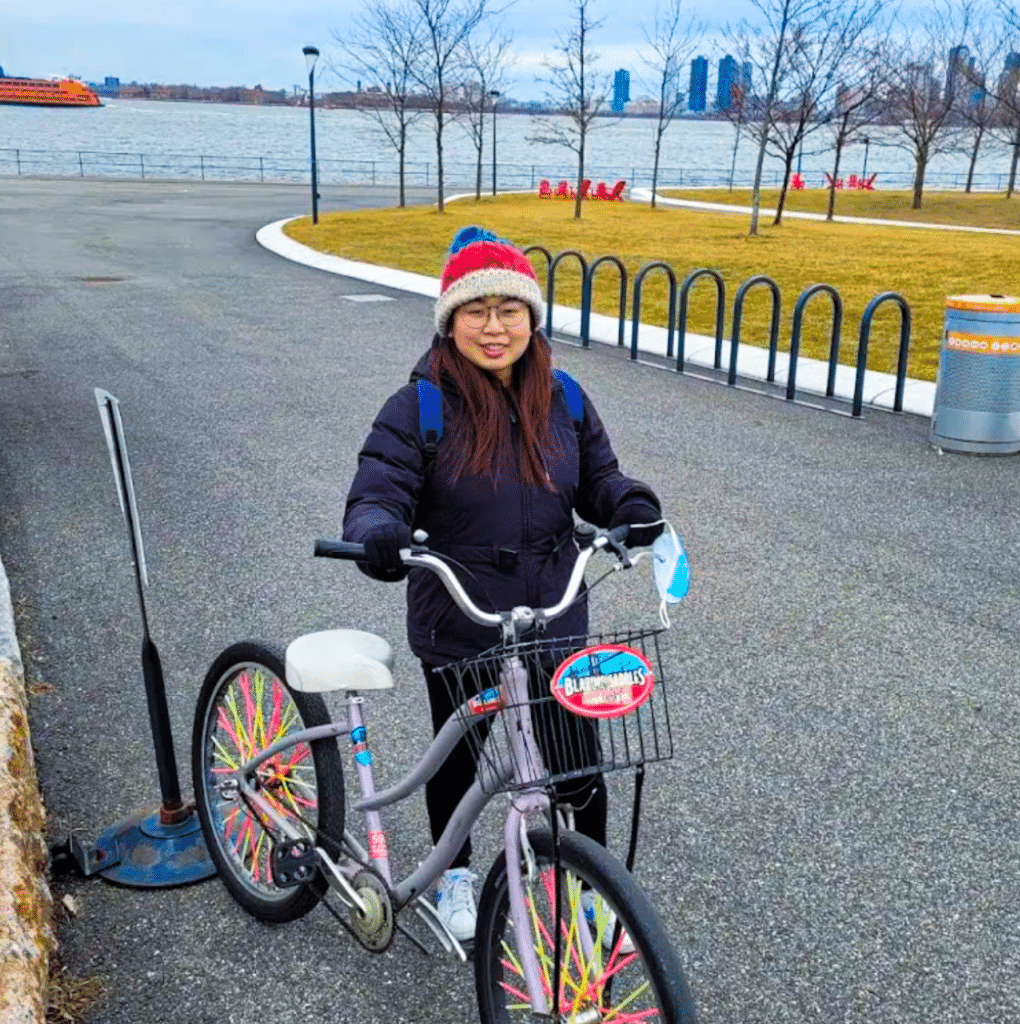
left=609, top=502, right=664, bottom=548
left=362, top=521, right=411, bottom=580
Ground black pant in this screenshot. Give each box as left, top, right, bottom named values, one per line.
left=423, top=661, right=608, bottom=869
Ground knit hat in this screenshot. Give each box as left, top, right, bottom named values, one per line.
left=434, top=226, right=545, bottom=335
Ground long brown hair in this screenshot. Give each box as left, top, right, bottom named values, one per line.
left=428, top=328, right=557, bottom=489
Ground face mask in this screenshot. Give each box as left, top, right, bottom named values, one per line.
left=650, top=524, right=690, bottom=626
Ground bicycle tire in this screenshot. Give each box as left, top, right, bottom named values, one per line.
left=475, top=828, right=699, bottom=1024
left=192, top=640, right=345, bottom=923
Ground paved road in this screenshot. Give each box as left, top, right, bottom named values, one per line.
left=1, top=178, right=1018, bottom=1024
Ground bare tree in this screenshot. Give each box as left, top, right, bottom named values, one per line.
left=985, top=6, right=1020, bottom=196
left=459, top=29, right=514, bottom=200
left=333, top=0, right=426, bottom=208
left=824, top=53, right=883, bottom=219
left=876, top=0, right=972, bottom=209
left=530, top=0, right=611, bottom=219
left=725, top=0, right=827, bottom=235
left=410, top=0, right=495, bottom=213
left=764, top=0, right=886, bottom=225
left=952, top=11, right=1003, bottom=192
left=639, top=0, right=704, bottom=208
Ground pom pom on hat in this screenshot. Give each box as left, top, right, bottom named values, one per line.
left=435, top=225, right=545, bottom=335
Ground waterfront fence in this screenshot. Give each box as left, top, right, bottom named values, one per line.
left=0, top=146, right=1013, bottom=193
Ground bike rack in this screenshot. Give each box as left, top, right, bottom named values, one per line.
left=548, top=250, right=588, bottom=341
left=729, top=275, right=781, bottom=386
left=854, top=292, right=912, bottom=417
left=631, top=261, right=678, bottom=362
left=787, top=284, right=843, bottom=402
left=677, top=268, right=725, bottom=372
left=523, top=245, right=553, bottom=336
left=581, top=255, right=628, bottom=349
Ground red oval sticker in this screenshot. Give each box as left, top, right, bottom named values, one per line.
left=550, top=644, right=655, bottom=719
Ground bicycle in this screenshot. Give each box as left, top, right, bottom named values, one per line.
left=191, top=520, right=699, bottom=1024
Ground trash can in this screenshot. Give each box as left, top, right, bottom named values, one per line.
left=930, top=294, right=1020, bottom=454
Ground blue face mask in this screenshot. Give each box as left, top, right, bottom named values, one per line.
left=651, top=524, right=690, bottom=606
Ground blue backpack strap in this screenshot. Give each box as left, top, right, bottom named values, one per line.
left=552, top=368, right=584, bottom=432
left=416, top=378, right=444, bottom=461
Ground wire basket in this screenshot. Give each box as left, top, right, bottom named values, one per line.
left=433, top=628, right=674, bottom=796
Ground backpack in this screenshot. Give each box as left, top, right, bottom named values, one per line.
left=416, top=368, right=584, bottom=461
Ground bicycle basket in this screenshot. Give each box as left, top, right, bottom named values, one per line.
left=433, top=628, right=674, bottom=796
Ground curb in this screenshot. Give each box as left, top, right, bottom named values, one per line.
left=255, top=215, right=937, bottom=418
left=0, top=544, right=52, bottom=1024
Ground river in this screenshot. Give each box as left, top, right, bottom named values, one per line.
left=0, top=98, right=1013, bottom=190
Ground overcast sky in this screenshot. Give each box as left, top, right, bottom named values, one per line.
left=4, top=0, right=745, bottom=100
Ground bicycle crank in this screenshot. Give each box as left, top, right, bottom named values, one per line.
left=347, top=868, right=394, bottom=952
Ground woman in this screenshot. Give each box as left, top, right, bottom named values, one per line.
left=343, top=226, right=663, bottom=941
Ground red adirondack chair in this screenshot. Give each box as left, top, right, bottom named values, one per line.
left=608, top=179, right=627, bottom=200
left=538, top=179, right=552, bottom=197
left=824, top=173, right=844, bottom=190
left=594, top=181, right=611, bottom=200
left=862, top=173, right=877, bottom=190
left=555, top=179, right=570, bottom=198
left=578, top=178, right=592, bottom=200
left=848, top=174, right=861, bottom=189
left=791, top=173, right=805, bottom=190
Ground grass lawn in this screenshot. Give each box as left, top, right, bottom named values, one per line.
left=284, top=192, right=1020, bottom=382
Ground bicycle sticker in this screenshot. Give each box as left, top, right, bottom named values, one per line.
left=468, top=686, right=505, bottom=715
left=550, top=644, right=655, bottom=719
left=367, top=829, right=388, bottom=861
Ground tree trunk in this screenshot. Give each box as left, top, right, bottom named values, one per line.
left=911, top=148, right=927, bottom=210
left=399, top=129, right=407, bottom=208
left=749, top=121, right=769, bottom=236
left=475, top=106, right=483, bottom=201
left=436, top=107, right=445, bottom=214
left=965, top=126, right=983, bottom=194
left=1008, top=135, right=1020, bottom=199
left=574, top=134, right=585, bottom=220
left=826, top=138, right=843, bottom=222
left=772, top=149, right=796, bottom=226
left=728, top=123, right=741, bottom=192
left=651, top=132, right=662, bottom=210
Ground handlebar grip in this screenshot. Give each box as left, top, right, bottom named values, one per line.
left=314, top=539, right=366, bottom=560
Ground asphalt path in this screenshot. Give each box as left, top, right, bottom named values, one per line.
left=1, top=177, right=1018, bottom=1024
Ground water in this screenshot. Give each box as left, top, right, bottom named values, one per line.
left=0, top=98, right=1014, bottom=190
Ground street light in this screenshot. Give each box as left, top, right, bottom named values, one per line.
left=302, top=45, right=320, bottom=224
left=861, top=136, right=870, bottom=180
left=489, top=90, right=500, bottom=196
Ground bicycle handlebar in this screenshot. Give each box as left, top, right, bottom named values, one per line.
left=314, top=525, right=631, bottom=630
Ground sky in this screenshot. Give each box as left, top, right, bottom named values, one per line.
left=3, top=0, right=744, bottom=102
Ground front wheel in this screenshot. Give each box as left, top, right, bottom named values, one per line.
left=192, top=640, right=345, bottom=923
left=475, top=829, right=699, bottom=1024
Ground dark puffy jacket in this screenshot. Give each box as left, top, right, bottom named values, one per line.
left=343, top=349, right=660, bottom=664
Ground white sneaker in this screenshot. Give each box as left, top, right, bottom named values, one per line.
left=435, top=868, right=477, bottom=943
left=581, top=890, right=635, bottom=954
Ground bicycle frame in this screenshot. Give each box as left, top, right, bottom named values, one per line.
left=228, top=645, right=562, bottom=1010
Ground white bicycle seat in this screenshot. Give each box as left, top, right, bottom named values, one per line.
left=285, top=629, right=394, bottom=693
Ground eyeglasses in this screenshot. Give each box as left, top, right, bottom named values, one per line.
left=457, top=301, right=529, bottom=329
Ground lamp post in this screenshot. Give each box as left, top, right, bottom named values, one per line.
left=303, top=45, right=320, bottom=224
left=861, top=136, right=870, bottom=180
left=489, top=90, right=500, bottom=195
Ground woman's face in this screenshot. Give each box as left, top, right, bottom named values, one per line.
left=450, top=295, right=532, bottom=385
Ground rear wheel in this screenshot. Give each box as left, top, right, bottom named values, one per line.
left=475, top=829, right=698, bottom=1024
left=192, top=640, right=344, bottom=923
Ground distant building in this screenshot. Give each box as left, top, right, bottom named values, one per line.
left=716, top=56, right=739, bottom=112
left=612, top=69, right=630, bottom=113
left=999, top=52, right=1020, bottom=96
left=946, top=44, right=970, bottom=102
left=90, top=76, right=120, bottom=98
left=689, top=56, right=707, bottom=112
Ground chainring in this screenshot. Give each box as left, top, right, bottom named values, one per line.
left=347, top=868, right=395, bottom=953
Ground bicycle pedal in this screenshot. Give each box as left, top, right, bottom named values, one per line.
left=271, top=838, right=317, bottom=887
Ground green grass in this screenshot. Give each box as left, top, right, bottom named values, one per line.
left=284, top=192, right=1020, bottom=382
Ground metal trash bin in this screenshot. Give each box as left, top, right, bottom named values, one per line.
left=930, top=294, right=1020, bottom=454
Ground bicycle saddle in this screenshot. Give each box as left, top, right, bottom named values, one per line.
left=285, top=629, right=394, bottom=693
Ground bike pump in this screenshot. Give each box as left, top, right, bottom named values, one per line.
left=52, top=390, right=216, bottom=887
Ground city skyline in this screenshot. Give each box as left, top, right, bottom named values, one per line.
left=7, top=0, right=747, bottom=103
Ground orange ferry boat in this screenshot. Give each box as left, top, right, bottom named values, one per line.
left=0, top=75, right=101, bottom=107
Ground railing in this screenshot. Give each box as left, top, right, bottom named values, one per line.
left=530, top=248, right=914, bottom=419
left=0, top=146, right=1014, bottom=193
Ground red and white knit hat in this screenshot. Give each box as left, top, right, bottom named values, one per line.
left=434, top=226, right=545, bottom=335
